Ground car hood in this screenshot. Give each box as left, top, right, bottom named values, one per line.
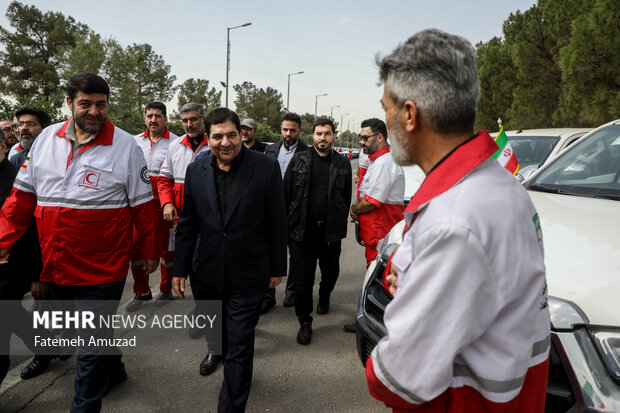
left=528, top=191, right=620, bottom=326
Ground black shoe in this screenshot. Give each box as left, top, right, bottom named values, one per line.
left=343, top=322, right=356, bottom=333
left=20, top=355, right=55, bottom=380
left=283, top=295, right=295, bottom=307
left=105, top=362, right=127, bottom=395
left=316, top=298, right=329, bottom=315
left=199, top=352, right=222, bottom=376
left=297, top=322, right=312, bottom=345
left=260, top=300, right=276, bottom=315
left=155, top=291, right=172, bottom=307
left=126, top=292, right=152, bottom=312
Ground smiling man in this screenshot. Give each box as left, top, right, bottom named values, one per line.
left=283, top=117, right=352, bottom=345
left=173, top=107, right=287, bottom=412
left=0, top=72, right=161, bottom=412
left=127, top=102, right=179, bottom=311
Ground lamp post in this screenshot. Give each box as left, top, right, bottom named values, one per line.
left=314, top=93, right=328, bottom=122
left=225, top=22, right=252, bottom=108
left=339, top=113, right=349, bottom=148
left=348, top=119, right=355, bottom=148
left=330, top=105, right=340, bottom=118
left=286, top=71, right=304, bottom=111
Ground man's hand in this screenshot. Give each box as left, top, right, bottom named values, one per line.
left=163, top=203, right=178, bottom=229
left=0, top=248, right=10, bottom=265
left=350, top=201, right=359, bottom=221
left=142, top=258, right=159, bottom=274
left=269, top=277, right=282, bottom=288
left=31, top=281, right=49, bottom=299
left=172, top=277, right=186, bottom=299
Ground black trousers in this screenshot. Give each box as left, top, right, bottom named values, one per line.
left=199, top=290, right=264, bottom=413
left=263, top=241, right=294, bottom=304
left=290, top=234, right=342, bottom=324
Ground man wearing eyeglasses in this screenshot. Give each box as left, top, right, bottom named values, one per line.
left=9, top=106, right=51, bottom=167
left=350, top=118, right=405, bottom=268
left=0, top=119, right=18, bottom=152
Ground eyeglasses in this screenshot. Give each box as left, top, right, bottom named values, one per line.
left=19, top=121, right=39, bottom=128
left=1, top=126, right=13, bottom=133
left=358, top=133, right=379, bottom=142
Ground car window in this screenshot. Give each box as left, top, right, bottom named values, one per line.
left=527, top=125, right=620, bottom=200
left=509, top=136, right=560, bottom=168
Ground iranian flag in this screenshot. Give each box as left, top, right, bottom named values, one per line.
left=492, top=126, right=519, bottom=175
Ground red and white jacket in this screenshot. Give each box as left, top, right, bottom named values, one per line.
left=358, top=147, right=405, bottom=246
left=0, top=119, right=161, bottom=286
left=366, top=131, right=550, bottom=412
left=7, top=142, right=23, bottom=160
left=157, top=134, right=209, bottom=211
left=134, top=128, right=178, bottom=203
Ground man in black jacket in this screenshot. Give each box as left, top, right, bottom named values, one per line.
left=173, top=108, right=287, bottom=412
left=262, top=112, right=308, bottom=312
left=283, top=118, right=352, bottom=345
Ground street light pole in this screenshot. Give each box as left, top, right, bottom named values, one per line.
left=286, top=71, right=304, bottom=111
left=348, top=119, right=355, bottom=148
left=225, top=22, right=252, bottom=108
left=339, top=113, right=349, bottom=148
left=330, top=105, right=340, bottom=118
left=314, top=93, right=328, bottom=122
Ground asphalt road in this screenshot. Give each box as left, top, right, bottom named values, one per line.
left=0, top=159, right=389, bottom=413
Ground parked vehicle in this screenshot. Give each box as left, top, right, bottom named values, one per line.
left=498, top=128, right=591, bottom=181
left=356, top=120, right=620, bottom=412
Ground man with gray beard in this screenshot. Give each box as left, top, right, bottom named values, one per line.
left=365, top=29, right=549, bottom=412
left=9, top=106, right=51, bottom=167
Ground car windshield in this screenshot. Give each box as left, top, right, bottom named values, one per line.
left=527, top=124, right=620, bottom=200
left=509, top=136, right=560, bottom=168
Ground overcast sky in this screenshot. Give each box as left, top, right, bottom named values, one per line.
left=0, top=0, right=536, bottom=130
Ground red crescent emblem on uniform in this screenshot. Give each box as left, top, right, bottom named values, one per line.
left=81, top=170, right=101, bottom=189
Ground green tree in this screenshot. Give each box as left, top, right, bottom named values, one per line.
left=175, top=78, right=221, bottom=118
left=555, top=0, right=620, bottom=126
left=0, top=1, right=89, bottom=120
left=104, top=42, right=177, bottom=133
left=257, top=121, right=280, bottom=144
left=233, top=81, right=285, bottom=132
left=475, top=37, right=516, bottom=131
left=503, top=5, right=561, bottom=128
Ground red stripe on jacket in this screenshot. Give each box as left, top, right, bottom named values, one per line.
left=366, top=356, right=549, bottom=412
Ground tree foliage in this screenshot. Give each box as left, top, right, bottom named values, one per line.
left=104, top=42, right=177, bottom=133
left=233, top=81, right=285, bottom=132
left=474, top=0, right=617, bottom=131
left=0, top=1, right=89, bottom=120
left=175, top=78, right=221, bottom=118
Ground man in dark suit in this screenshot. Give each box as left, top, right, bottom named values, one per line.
left=263, top=112, right=308, bottom=312
left=173, top=108, right=287, bottom=413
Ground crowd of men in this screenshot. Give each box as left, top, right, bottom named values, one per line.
left=0, top=28, right=550, bottom=413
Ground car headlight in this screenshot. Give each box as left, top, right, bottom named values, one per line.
left=590, top=329, right=620, bottom=384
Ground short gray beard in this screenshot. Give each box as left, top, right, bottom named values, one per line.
left=20, top=136, right=34, bottom=150
left=389, top=122, right=415, bottom=166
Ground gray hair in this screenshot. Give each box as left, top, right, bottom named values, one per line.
left=179, top=103, right=205, bottom=117
left=377, top=28, right=479, bottom=134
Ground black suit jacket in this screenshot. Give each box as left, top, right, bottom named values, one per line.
left=174, top=147, right=288, bottom=296
left=264, top=139, right=308, bottom=159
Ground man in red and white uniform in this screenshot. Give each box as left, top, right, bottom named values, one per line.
left=366, top=29, right=550, bottom=412
left=350, top=118, right=404, bottom=267
left=355, top=148, right=370, bottom=199
left=158, top=102, right=209, bottom=225
left=0, top=72, right=160, bottom=412
left=127, top=102, right=179, bottom=310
